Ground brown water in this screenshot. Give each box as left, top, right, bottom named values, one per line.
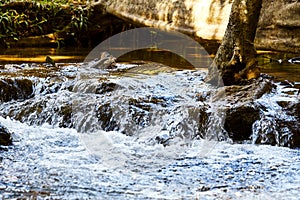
left=0, top=47, right=299, bottom=82
left=257, top=51, right=300, bottom=82
left=0, top=47, right=91, bottom=64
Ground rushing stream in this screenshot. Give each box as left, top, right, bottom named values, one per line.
left=0, top=40, right=299, bottom=199
left=1, top=116, right=299, bottom=199
left=0, top=57, right=299, bottom=199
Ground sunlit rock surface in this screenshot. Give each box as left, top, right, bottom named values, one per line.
left=93, top=0, right=232, bottom=40
left=256, top=0, right=300, bottom=52
left=93, top=0, right=300, bottom=52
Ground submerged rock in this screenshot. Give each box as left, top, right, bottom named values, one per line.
left=217, top=77, right=273, bottom=141
left=250, top=81, right=300, bottom=148
left=0, top=123, right=12, bottom=146
left=254, top=100, right=300, bottom=148
left=1, top=92, right=74, bottom=128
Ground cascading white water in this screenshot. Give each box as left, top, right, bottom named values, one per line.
left=71, top=63, right=228, bottom=165
left=0, top=61, right=299, bottom=199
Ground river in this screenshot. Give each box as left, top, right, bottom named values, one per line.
left=1, top=115, right=299, bottom=199
left=1, top=47, right=299, bottom=82
left=0, top=47, right=299, bottom=199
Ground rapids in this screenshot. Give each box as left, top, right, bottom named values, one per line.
left=0, top=60, right=299, bottom=199
left=0, top=116, right=299, bottom=199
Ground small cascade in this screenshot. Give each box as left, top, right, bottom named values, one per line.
left=71, top=63, right=228, bottom=146
left=252, top=81, right=300, bottom=147
left=0, top=61, right=299, bottom=148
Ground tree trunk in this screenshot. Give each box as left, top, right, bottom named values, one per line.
left=205, top=0, right=263, bottom=86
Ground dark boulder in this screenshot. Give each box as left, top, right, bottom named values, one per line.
left=95, top=82, right=118, bottom=94
left=217, top=77, right=273, bottom=141
left=0, top=124, right=12, bottom=146
left=225, top=105, right=260, bottom=141
left=216, top=76, right=299, bottom=147
left=95, top=102, right=118, bottom=132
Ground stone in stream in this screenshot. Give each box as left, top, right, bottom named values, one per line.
left=225, top=105, right=260, bottom=141
left=214, top=77, right=273, bottom=141
left=250, top=80, right=300, bottom=148
left=252, top=115, right=300, bottom=148
left=215, top=76, right=300, bottom=148
left=0, top=123, right=12, bottom=146
left=88, top=52, right=116, bottom=69
left=45, top=56, right=56, bottom=67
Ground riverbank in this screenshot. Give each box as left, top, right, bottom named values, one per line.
left=0, top=0, right=135, bottom=49
left=2, top=1, right=300, bottom=53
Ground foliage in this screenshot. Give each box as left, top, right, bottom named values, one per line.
left=0, top=0, right=92, bottom=47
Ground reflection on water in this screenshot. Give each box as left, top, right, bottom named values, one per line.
left=258, top=51, right=300, bottom=82
left=0, top=47, right=299, bottom=82
left=0, top=47, right=92, bottom=64
left=116, top=48, right=210, bottom=70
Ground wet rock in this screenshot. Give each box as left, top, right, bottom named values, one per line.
left=222, top=76, right=274, bottom=104
left=215, top=78, right=273, bottom=141
left=58, top=103, right=73, bottom=128
left=95, top=103, right=118, bottom=132
left=87, top=52, right=116, bottom=69
left=225, top=105, right=260, bottom=141
left=252, top=116, right=299, bottom=148
left=38, top=82, right=62, bottom=95
left=0, top=78, right=34, bottom=102
left=155, top=131, right=173, bottom=146
left=0, top=123, right=12, bottom=146
left=95, top=82, right=118, bottom=94
left=1, top=92, right=74, bottom=129
left=216, top=76, right=299, bottom=147
left=197, top=106, right=210, bottom=139
left=251, top=81, right=300, bottom=148
left=0, top=63, right=299, bottom=148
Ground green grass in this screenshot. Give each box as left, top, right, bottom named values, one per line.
left=0, top=0, right=91, bottom=48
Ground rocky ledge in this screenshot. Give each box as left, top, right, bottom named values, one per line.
left=222, top=77, right=300, bottom=147
left=0, top=61, right=299, bottom=148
